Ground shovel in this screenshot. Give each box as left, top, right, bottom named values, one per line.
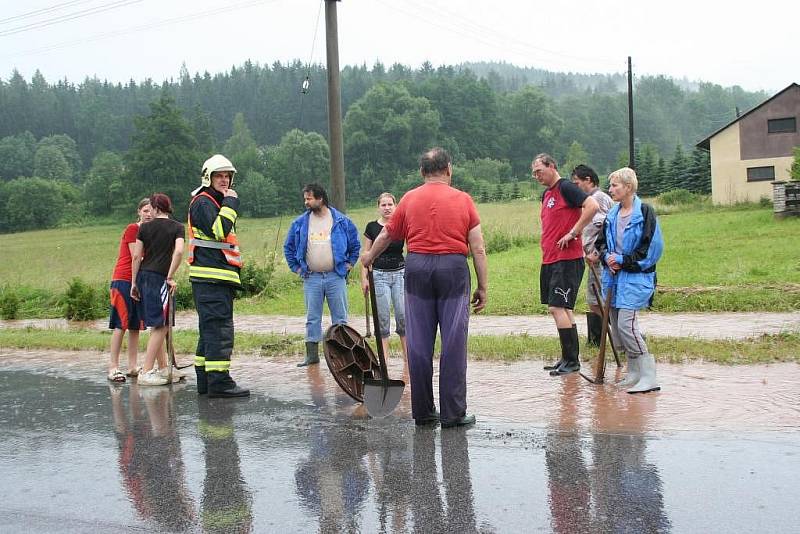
left=363, top=268, right=405, bottom=418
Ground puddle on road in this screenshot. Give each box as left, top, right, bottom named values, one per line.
left=1, top=348, right=798, bottom=433
left=1, top=349, right=799, bottom=533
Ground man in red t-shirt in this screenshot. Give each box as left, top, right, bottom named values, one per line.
left=533, top=153, right=599, bottom=376
left=362, top=147, right=488, bottom=428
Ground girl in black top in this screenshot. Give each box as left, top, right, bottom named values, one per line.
left=361, top=193, right=408, bottom=365
left=131, top=193, right=185, bottom=386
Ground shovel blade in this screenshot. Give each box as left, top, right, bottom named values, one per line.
left=363, top=378, right=405, bottom=418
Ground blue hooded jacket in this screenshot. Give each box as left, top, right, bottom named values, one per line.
left=596, top=196, right=664, bottom=310
left=283, top=206, right=361, bottom=278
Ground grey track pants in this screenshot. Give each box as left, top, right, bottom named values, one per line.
left=609, top=308, right=648, bottom=358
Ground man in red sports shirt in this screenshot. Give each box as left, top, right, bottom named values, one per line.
left=533, top=153, right=599, bottom=376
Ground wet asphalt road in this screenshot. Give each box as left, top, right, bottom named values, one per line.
left=1, top=352, right=799, bottom=533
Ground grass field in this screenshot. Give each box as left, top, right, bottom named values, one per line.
left=1, top=200, right=799, bottom=317
left=0, top=328, right=797, bottom=365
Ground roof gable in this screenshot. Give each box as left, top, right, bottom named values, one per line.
left=696, top=82, right=799, bottom=150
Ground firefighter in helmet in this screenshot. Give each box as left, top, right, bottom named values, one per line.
left=188, top=154, right=249, bottom=397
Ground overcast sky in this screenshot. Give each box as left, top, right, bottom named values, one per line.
left=1, top=0, right=797, bottom=93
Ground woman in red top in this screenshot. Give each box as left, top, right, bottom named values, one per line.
left=107, top=198, right=152, bottom=382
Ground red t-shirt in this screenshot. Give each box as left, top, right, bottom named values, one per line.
left=540, top=179, right=587, bottom=264
left=111, top=223, right=139, bottom=281
left=385, top=182, right=480, bottom=255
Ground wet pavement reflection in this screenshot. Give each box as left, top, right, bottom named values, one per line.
left=0, top=349, right=798, bottom=532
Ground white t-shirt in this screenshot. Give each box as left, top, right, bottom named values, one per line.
left=306, top=210, right=334, bottom=272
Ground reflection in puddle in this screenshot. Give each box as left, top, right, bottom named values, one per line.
left=110, top=383, right=195, bottom=531
left=0, top=349, right=798, bottom=533
left=473, top=360, right=800, bottom=432
left=545, top=378, right=670, bottom=533
left=3, top=349, right=800, bottom=433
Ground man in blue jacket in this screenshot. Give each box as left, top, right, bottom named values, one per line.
left=284, top=183, right=360, bottom=367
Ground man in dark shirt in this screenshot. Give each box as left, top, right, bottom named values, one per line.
left=533, top=153, right=598, bottom=376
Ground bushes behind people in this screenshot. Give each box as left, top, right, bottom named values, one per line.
left=0, top=288, right=20, bottom=319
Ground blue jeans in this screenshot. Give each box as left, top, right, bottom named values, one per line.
left=303, top=271, right=348, bottom=342
left=373, top=268, right=405, bottom=338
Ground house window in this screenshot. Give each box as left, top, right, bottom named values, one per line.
left=746, top=166, right=775, bottom=182
left=767, top=117, right=796, bottom=133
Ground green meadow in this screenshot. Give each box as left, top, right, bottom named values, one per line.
left=1, top=199, right=799, bottom=318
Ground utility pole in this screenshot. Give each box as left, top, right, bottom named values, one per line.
left=325, top=0, right=346, bottom=212
left=627, top=56, right=635, bottom=170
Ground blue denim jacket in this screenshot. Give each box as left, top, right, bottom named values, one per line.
left=597, top=196, right=664, bottom=310
left=283, top=206, right=361, bottom=277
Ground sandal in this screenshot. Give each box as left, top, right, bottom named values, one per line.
left=126, top=367, right=142, bottom=377
left=108, top=369, right=126, bottom=383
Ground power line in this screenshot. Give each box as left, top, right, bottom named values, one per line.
left=377, top=0, right=622, bottom=71
left=4, top=0, right=276, bottom=59
left=0, top=0, right=143, bottom=38
left=0, top=0, right=95, bottom=26
left=405, top=0, right=620, bottom=66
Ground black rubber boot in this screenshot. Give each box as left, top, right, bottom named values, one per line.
left=207, top=371, right=250, bottom=398
left=196, top=366, right=208, bottom=395
left=543, top=331, right=567, bottom=371
left=298, top=341, right=320, bottom=367
left=587, top=312, right=602, bottom=346
left=550, top=326, right=580, bottom=376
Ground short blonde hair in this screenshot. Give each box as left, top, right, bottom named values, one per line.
left=608, top=167, right=638, bottom=193
left=377, top=192, right=396, bottom=205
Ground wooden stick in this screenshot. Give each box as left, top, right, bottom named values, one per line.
left=589, top=262, right=620, bottom=367
left=364, top=291, right=372, bottom=337
left=591, top=283, right=614, bottom=384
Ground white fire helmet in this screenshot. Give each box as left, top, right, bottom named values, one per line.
left=192, top=154, right=236, bottom=195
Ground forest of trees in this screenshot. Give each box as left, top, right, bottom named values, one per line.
left=0, top=60, right=770, bottom=232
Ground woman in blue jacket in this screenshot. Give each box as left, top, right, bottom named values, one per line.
left=595, top=167, right=664, bottom=393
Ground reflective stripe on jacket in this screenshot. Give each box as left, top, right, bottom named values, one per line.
left=188, top=191, right=242, bottom=286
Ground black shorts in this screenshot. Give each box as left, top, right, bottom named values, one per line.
left=540, top=258, right=585, bottom=309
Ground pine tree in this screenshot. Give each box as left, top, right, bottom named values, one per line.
left=494, top=183, right=504, bottom=202
left=665, top=142, right=688, bottom=192
left=126, top=95, right=201, bottom=217
left=653, top=157, right=667, bottom=194
left=687, top=147, right=711, bottom=193
left=636, top=143, right=659, bottom=196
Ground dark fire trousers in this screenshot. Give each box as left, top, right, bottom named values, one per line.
left=192, top=282, right=235, bottom=374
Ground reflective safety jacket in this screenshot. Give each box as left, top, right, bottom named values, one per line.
left=188, top=189, right=242, bottom=287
